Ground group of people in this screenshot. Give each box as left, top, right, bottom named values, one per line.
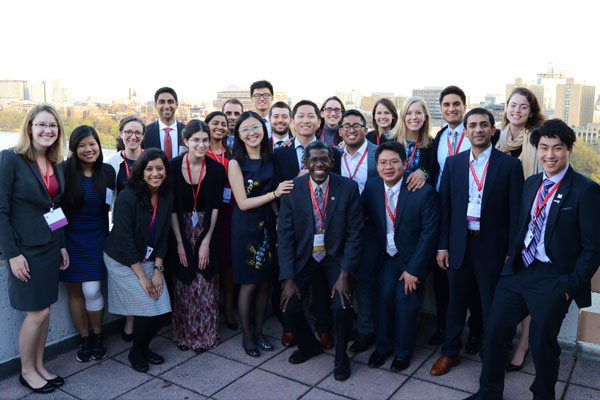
left=1, top=80, right=599, bottom=400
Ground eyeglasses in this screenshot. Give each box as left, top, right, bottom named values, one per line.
left=305, top=156, right=331, bottom=165
left=377, top=159, right=403, bottom=167
left=188, top=137, right=210, bottom=145
left=340, top=123, right=365, bottom=131
left=239, top=125, right=263, bottom=135
left=324, top=107, right=342, bottom=114
left=33, top=123, right=58, bottom=131
left=252, top=93, right=272, bottom=100
left=123, top=130, right=144, bottom=138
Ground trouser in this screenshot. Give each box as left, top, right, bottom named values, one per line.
left=354, top=223, right=381, bottom=337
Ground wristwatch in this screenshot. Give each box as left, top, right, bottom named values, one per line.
left=154, top=265, right=164, bottom=272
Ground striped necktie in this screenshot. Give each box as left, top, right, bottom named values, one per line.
left=522, top=179, right=555, bottom=267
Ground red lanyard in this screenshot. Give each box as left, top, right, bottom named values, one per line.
left=468, top=157, right=490, bottom=199
left=36, top=157, right=52, bottom=203
left=149, top=196, right=159, bottom=234
left=186, top=153, right=206, bottom=210
left=447, top=131, right=465, bottom=156
left=343, top=145, right=368, bottom=180
left=309, top=179, right=329, bottom=230
left=407, top=136, right=420, bottom=169
left=123, top=149, right=142, bottom=178
left=207, top=145, right=225, bottom=166
left=384, top=188, right=398, bottom=225
left=377, top=132, right=380, bottom=146
left=531, top=179, right=562, bottom=228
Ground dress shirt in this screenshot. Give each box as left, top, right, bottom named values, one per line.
left=384, top=178, right=403, bottom=256
left=263, top=117, right=272, bottom=138
left=341, top=140, right=369, bottom=193
left=159, top=119, right=180, bottom=157
left=310, top=175, right=330, bottom=230
left=436, top=123, right=471, bottom=191
left=272, top=131, right=291, bottom=149
left=528, top=164, right=569, bottom=263
left=467, top=144, right=492, bottom=231
left=295, top=136, right=317, bottom=171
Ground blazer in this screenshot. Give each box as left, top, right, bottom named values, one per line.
left=438, top=147, right=524, bottom=271
left=502, top=166, right=600, bottom=308
left=277, top=173, right=364, bottom=280
left=362, top=176, right=439, bottom=279
left=142, top=120, right=186, bottom=153
left=104, top=187, right=173, bottom=266
left=272, top=142, right=342, bottom=185
left=0, top=149, right=65, bottom=259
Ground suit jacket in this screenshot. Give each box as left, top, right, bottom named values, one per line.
left=362, top=176, right=439, bottom=279
left=438, top=147, right=524, bottom=271
left=142, top=120, right=186, bottom=154
left=272, top=142, right=342, bottom=185
left=0, top=149, right=66, bottom=259
left=502, top=166, right=600, bottom=308
left=278, top=173, right=364, bottom=280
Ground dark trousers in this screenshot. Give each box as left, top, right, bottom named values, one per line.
left=309, top=269, right=334, bottom=334
left=375, top=256, right=422, bottom=360
left=479, top=260, right=571, bottom=400
left=282, top=257, right=353, bottom=364
left=442, top=235, right=498, bottom=357
left=355, top=225, right=382, bottom=337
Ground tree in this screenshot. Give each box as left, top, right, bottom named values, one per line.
left=571, top=141, right=600, bottom=183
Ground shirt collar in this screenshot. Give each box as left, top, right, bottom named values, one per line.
left=310, top=175, right=330, bottom=193
left=543, top=164, right=569, bottom=184
left=447, top=123, right=464, bottom=137
left=469, top=144, right=492, bottom=163
left=343, top=140, right=368, bottom=158
left=384, top=178, right=403, bottom=195
left=294, top=136, right=316, bottom=149
left=159, top=119, right=178, bottom=131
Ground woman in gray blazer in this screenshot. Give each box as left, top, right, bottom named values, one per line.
left=0, top=104, right=70, bottom=394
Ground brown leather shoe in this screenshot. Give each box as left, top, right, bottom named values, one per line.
left=430, top=356, right=460, bottom=376
left=281, top=332, right=296, bottom=347
left=319, top=333, right=334, bottom=349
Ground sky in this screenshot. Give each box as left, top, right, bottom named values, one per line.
left=1, top=0, right=598, bottom=105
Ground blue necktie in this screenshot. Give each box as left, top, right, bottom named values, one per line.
left=522, top=179, right=555, bottom=267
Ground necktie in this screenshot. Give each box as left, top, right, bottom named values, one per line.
left=450, top=129, right=457, bottom=155
left=386, top=189, right=398, bottom=256
left=163, top=127, right=173, bottom=159
left=522, top=179, right=555, bottom=267
left=299, top=145, right=305, bottom=169
left=312, top=186, right=326, bottom=262
left=275, top=140, right=284, bottom=148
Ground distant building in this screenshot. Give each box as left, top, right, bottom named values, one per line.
left=412, top=87, right=442, bottom=120
left=555, top=78, right=596, bottom=127
left=535, top=65, right=569, bottom=115
left=505, top=78, right=545, bottom=111
left=0, top=80, right=26, bottom=100
left=593, top=109, right=600, bottom=124
left=574, top=123, right=600, bottom=145
left=213, top=87, right=287, bottom=112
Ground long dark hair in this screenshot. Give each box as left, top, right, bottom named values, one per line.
left=127, top=148, right=172, bottom=211
left=204, top=111, right=228, bottom=149
left=233, top=111, right=272, bottom=166
left=62, top=125, right=107, bottom=214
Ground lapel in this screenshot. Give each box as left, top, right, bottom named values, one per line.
left=544, top=166, right=573, bottom=243
left=323, top=175, right=340, bottom=230
left=374, top=178, right=387, bottom=233
left=289, top=146, right=300, bottom=175
left=481, top=147, right=501, bottom=209
left=26, top=159, right=50, bottom=199
left=456, top=151, right=470, bottom=206
left=394, top=179, right=410, bottom=230
left=367, top=143, right=378, bottom=177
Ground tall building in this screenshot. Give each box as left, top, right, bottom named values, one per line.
left=505, top=78, right=544, bottom=109
left=555, top=78, right=596, bottom=127
left=213, top=87, right=287, bottom=112
left=536, top=64, right=568, bottom=115
left=30, top=82, right=45, bottom=102
left=0, top=80, right=26, bottom=100
left=412, top=87, right=442, bottom=121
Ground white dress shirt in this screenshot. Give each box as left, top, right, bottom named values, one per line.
left=341, top=140, right=369, bottom=193
left=384, top=178, right=403, bottom=256
left=263, top=117, right=272, bottom=138
left=158, top=119, right=180, bottom=157
left=436, top=123, right=471, bottom=191
left=467, top=144, right=492, bottom=231
left=294, top=136, right=317, bottom=171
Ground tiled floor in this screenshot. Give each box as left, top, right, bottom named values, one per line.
left=2, top=316, right=599, bottom=400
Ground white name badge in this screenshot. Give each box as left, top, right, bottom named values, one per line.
left=44, top=207, right=68, bottom=231
left=223, top=188, right=232, bottom=203
left=313, top=234, right=325, bottom=251
left=386, top=233, right=398, bottom=252
left=143, top=246, right=154, bottom=261
left=524, top=229, right=534, bottom=248
left=105, top=188, right=114, bottom=206
left=191, top=210, right=199, bottom=227
left=466, top=202, right=481, bottom=221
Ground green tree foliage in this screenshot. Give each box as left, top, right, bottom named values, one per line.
left=571, top=141, right=600, bottom=183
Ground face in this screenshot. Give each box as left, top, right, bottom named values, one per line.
left=440, top=94, right=466, bottom=126
left=120, top=121, right=144, bottom=151
left=251, top=88, right=273, bottom=113
left=465, top=114, right=494, bottom=149
left=184, top=130, right=210, bottom=158
left=320, top=100, right=343, bottom=128
left=31, top=111, right=59, bottom=150
left=76, top=135, right=100, bottom=165
left=269, top=107, right=291, bottom=135
left=223, top=102, right=243, bottom=131
left=292, top=105, right=320, bottom=138
left=506, top=93, right=531, bottom=128
left=155, top=92, right=178, bottom=122
left=376, top=149, right=406, bottom=184
left=208, top=116, right=228, bottom=141
left=238, top=117, right=264, bottom=148
left=143, top=158, right=166, bottom=191
left=374, top=104, right=393, bottom=131
left=537, top=136, right=571, bottom=177
left=306, top=148, right=333, bottom=184
left=404, top=102, right=425, bottom=133
left=339, top=115, right=367, bottom=148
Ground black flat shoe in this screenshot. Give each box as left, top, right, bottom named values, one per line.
left=178, top=345, right=189, bottom=351
left=368, top=351, right=390, bottom=368
left=193, top=348, right=206, bottom=354
left=19, top=374, right=55, bottom=394
left=506, top=350, right=529, bottom=372
left=121, top=330, right=133, bottom=342
left=390, top=358, right=410, bottom=372
left=46, top=375, right=65, bottom=388
left=128, top=352, right=149, bottom=373
left=242, top=340, right=260, bottom=358
left=144, top=349, right=164, bottom=365
left=288, top=347, right=323, bottom=365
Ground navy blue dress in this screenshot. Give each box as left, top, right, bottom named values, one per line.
left=60, top=176, right=107, bottom=282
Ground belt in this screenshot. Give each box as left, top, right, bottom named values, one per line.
left=467, top=230, right=481, bottom=237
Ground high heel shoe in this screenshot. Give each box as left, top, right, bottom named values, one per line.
left=506, top=350, right=529, bottom=372
left=19, top=374, right=55, bottom=394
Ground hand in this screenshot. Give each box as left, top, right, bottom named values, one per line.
left=198, top=240, right=210, bottom=270
left=337, top=141, right=346, bottom=150
left=406, top=169, right=426, bottom=191
left=177, top=242, right=188, bottom=267
left=399, top=271, right=420, bottom=295
left=60, top=248, right=70, bottom=270
left=436, top=251, right=449, bottom=270
left=150, top=271, right=163, bottom=300
left=280, top=279, right=301, bottom=312
left=275, top=180, right=294, bottom=197
left=9, top=255, right=30, bottom=282
left=280, top=138, right=294, bottom=148
left=331, top=271, right=352, bottom=309
left=297, top=169, right=309, bottom=177
left=139, top=276, right=155, bottom=300
left=565, top=293, right=570, bottom=301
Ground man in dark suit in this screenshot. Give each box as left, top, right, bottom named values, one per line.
left=269, top=101, right=294, bottom=149
left=250, top=80, right=274, bottom=136
left=142, top=87, right=185, bottom=159
left=430, top=108, right=524, bottom=376
left=468, top=119, right=600, bottom=400
left=279, top=141, right=363, bottom=381
left=363, top=142, right=439, bottom=371
left=222, top=98, right=243, bottom=148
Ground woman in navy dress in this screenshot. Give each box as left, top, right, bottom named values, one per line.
left=60, top=126, right=115, bottom=363
left=228, top=111, right=293, bottom=357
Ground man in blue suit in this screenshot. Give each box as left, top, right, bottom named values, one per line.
left=430, top=108, right=524, bottom=376
left=363, top=142, right=439, bottom=371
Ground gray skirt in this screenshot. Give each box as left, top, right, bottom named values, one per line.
left=103, top=252, right=171, bottom=317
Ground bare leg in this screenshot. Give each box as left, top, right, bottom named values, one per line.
left=35, top=312, right=57, bottom=379
left=66, top=282, right=90, bottom=337
left=89, top=310, right=104, bottom=335
left=253, top=281, right=270, bottom=341
left=510, top=315, right=531, bottom=365
left=124, top=315, right=134, bottom=335
left=20, top=308, right=50, bottom=388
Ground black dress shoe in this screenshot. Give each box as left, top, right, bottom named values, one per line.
left=368, top=351, right=390, bottom=368
left=47, top=375, right=65, bottom=388
left=428, top=329, right=445, bottom=346
left=144, top=349, right=164, bottom=365
left=506, top=350, right=529, bottom=372
left=288, top=346, right=323, bottom=364
left=390, top=358, right=410, bottom=372
left=349, top=334, right=375, bottom=354
left=465, top=334, right=483, bottom=355
left=334, top=362, right=351, bottom=381
left=128, top=352, right=149, bottom=372
left=19, top=375, right=55, bottom=394
left=193, top=348, right=207, bottom=354
left=177, top=345, right=189, bottom=351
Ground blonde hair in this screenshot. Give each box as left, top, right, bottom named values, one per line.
left=387, top=96, right=431, bottom=148
left=15, top=104, right=66, bottom=163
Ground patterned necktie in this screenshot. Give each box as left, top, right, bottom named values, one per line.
left=163, top=127, right=173, bottom=159
left=312, top=186, right=326, bottom=262
left=386, top=188, right=398, bottom=256
left=299, top=145, right=305, bottom=169
left=522, top=178, right=555, bottom=267
left=450, top=129, right=457, bottom=155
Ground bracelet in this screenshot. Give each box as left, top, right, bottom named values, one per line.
left=272, top=191, right=277, bottom=200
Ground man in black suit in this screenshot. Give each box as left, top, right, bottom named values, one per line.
left=468, top=119, right=600, bottom=400
left=142, top=87, right=185, bottom=159
left=363, top=142, right=439, bottom=372
left=269, top=101, right=293, bottom=149
left=279, top=141, right=363, bottom=381
left=250, top=80, right=274, bottom=136
left=430, top=108, right=523, bottom=376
